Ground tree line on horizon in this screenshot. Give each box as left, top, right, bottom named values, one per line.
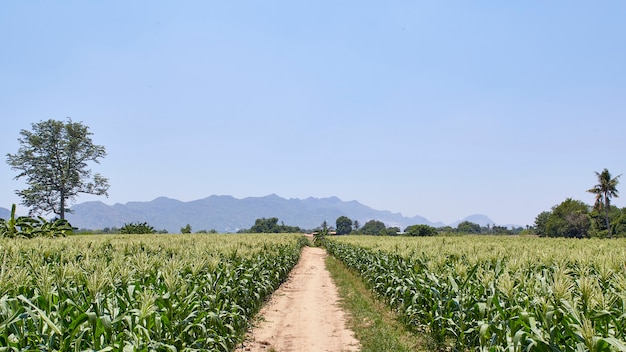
left=2, top=118, right=623, bottom=239
left=239, top=215, right=526, bottom=237
left=246, top=168, right=623, bottom=239
left=534, top=168, right=623, bottom=238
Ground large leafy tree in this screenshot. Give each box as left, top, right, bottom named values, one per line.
left=6, top=119, right=109, bottom=219
left=457, top=220, right=481, bottom=234
left=335, top=215, right=353, bottom=235
left=359, top=219, right=387, bottom=236
left=547, top=198, right=591, bottom=238
left=587, top=168, right=621, bottom=238
left=405, top=224, right=438, bottom=237
left=248, top=217, right=301, bottom=233
left=533, top=211, right=551, bottom=237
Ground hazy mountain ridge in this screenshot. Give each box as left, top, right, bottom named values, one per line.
left=60, top=195, right=497, bottom=233
left=0, top=207, right=9, bottom=220
left=449, top=214, right=496, bottom=228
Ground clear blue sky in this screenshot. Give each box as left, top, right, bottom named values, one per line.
left=1, top=1, right=625, bottom=226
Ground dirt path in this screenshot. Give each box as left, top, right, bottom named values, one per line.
left=235, top=246, right=360, bottom=352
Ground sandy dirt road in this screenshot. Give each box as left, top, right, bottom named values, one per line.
left=235, top=246, right=360, bottom=352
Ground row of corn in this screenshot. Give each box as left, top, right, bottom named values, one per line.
left=326, top=236, right=626, bottom=351
left=0, top=234, right=307, bottom=351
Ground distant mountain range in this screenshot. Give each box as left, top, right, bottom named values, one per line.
left=1, top=195, right=498, bottom=233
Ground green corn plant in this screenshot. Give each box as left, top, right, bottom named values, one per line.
left=0, top=204, right=19, bottom=238
left=326, top=235, right=626, bottom=351
left=0, top=233, right=306, bottom=351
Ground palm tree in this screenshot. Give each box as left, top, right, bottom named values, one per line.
left=587, top=168, right=621, bottom=238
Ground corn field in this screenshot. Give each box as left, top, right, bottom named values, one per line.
left=326, top=236, right=626, bottom=351
left=0, top=233, right=307, bottom=351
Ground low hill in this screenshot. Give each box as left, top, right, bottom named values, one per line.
left=450, top=214, right=496, bottom=228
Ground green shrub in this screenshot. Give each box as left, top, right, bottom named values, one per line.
left=119, top=222, right=156, bottom=234
left=0, top=204, right=72, bottom=238
left=404, top=224, right=438, bottom=236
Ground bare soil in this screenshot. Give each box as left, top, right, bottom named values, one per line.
left=235, top=246, right=360, bottom=352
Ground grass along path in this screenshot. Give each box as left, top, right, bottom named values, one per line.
left=325, top=254, right=429, bottom=352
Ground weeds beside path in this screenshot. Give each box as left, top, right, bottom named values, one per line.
left=326, top=255, right=428, bottom=352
